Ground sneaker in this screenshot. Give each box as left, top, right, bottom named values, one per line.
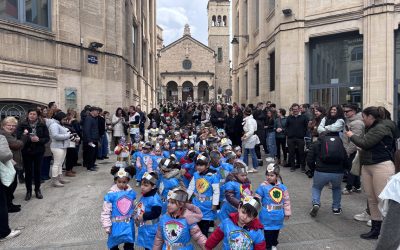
left=265, top=157, right=275, bottom=162
left=0, top=229, right=21, bottom=242
left=247, top=168, right=255, bottom=173
left=342, top=188, right=352, bottom=195
left=352, top=187, right=362, bottom=193
left=354, top=211, right=370, bottom=222
left=333, top=208, right=342, bottom=215
left=309, top=204, right=320, bottom=217
left=367, top=220, right=372, bottom=227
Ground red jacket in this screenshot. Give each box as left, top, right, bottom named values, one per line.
left=205, top=212, right=266, bottom=250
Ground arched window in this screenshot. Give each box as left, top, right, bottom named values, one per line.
left=211, top=15, right=216, bottom=26
left=223, top=16, right=227, bottom=26
left=217, top=15, right=222, bottom=26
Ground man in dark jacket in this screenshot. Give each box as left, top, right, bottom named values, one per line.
left=136, top=105, right=146, bottom=139
left=285, top=103, right=309, bottom=172
left=83, top=107, right=99, bottom=171
left=253, top=102, right=267, bottom=166
left=210, top=104, right=226, bottom=129
left=97, top=108, right=108, bottom=160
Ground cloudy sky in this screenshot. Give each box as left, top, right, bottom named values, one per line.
left=157, top=0, right=209, bottom=46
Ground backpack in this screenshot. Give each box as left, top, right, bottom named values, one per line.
left=319, top=134, right=345, bottom=164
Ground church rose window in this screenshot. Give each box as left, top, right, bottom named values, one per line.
left=182, top=59, right=192, bottom=70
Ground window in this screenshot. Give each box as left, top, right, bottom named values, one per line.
left=217, top=47, right=223, bottom=62
left=255, top=0, right=259, bottom=29
left=269, top=52, right=275, bottom=92
left=0, top=0, right=50, bottom=28
left=223, top=16, right=227, bottom=27
left=351, top=47, right=363, bottom=61
left=217, top=15, right=222, bottom=26
left=0, top=0, right=18, bottom=19
left=255, top=63, right=260, bottom=96
left=132, top=25, right=138, bottom=66
left=142, top=40, right=147, bottom=75
left=212, top=15, right=216, bottom=26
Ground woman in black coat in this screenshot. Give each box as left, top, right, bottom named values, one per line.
left=226, top=108, right=243, bottom=147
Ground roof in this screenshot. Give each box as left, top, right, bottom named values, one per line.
left=159, top=35, right=215, bottom=54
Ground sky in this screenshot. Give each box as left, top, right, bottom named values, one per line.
left=157, top=0, right=209, bottom=46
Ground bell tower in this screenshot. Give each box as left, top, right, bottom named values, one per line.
left=208, top=0, right=231, bottom=101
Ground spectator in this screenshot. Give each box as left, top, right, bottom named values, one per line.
left=0, top=134, right=22, bottom=241
left=136, top=105, right=146, bottom=139
left=253, top=102, right=267, bottom=166
left=66, top=109, right=82, bottom=166
left=226, top=108, right=243, bottom=147
left=147, top=108, right=161, bottom=128
left=210, top=104, right=226, bottom=129
left=345, top=106, right=396, bottom=240
left=265, top=109, right=276, bottom=163
left=17, top=109, right=49, bottom=201
left=48, top=112, right=72, bottom=187
left=111, top=108, right=126, bottom=147
left=0, top=117, right=27, bottom=212
left=83, top=107, right=100, bottom=171
left=97, top=108, right=108, bottom=160
left=242, top=107, right=260, bottom=173
left=301, top=103, right=313, bottom=121
left=317, top=105, right=345, bottom=134
left=342, top=103, right=364, bottom=195
left=40, top=109, right=52, bottom=182
left=308, top=106, right=326, bottom=141
left=285, top=103, right=309, bottom=172
left=274, top=108, right=288, bottom=166
left=128, top=106, right=140, bottom=141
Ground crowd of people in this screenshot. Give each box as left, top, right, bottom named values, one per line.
left=0, top=100, right=399, bottom=250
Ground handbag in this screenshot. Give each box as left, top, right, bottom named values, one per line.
left=0, top=160, right=16, bottom=187
left=350, top=150, right=361, bottom=176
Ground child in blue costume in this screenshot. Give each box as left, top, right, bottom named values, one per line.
left=162, top=139, right=171, bottom=158
left=132, top=142, right=144, bottom=186
left=151, top=144, right=163, bottom=173
left=233, top=146, right=243, bottom=161
left=174, top=141, right=187, bottom=162
left=187, top=153, right=220, bottom=237
left=135, top=172, right=162, bottom=250
left=219, top=160, right=253, bottom=221
left=205, top=196, right=266, bottom=250
left=256, top=164, right=291, bottom=250
left=101, top=166, right=137, bottom=250
left=180, top=150, right=197, bottom=188
left=209, top=150, right=232, bottom=204
left=159, top=157, right=184, bottom=213
left=135, top=142, right=154, bottom=186
left=195, top=139, right=208, bottom=154
left=153, top=188, right=207, bottom=250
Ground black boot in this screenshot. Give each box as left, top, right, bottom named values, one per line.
left=35, top=190, right=43, bottom=199
left=18, top=173, right=25, bottom=184
left=258, top=160, right=263, bottom=166
left=25, top=191, right=32, bottom=201
left=360, top=220, right=381, bottom=240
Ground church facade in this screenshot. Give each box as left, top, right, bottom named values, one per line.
left=158, top=0, right=231, bottom=103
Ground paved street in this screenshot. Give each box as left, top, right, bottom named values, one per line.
left=1, top=155, right=377, bottom=250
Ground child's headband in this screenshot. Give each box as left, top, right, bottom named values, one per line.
left=142, top=172, right=157, bottom=185
left=167, top=189, right=188, bottom=202
left=114, top=168, right=131, bottom=179
left=242, top=196, right=261, bottom=212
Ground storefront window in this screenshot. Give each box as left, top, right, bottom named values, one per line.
left=0, top=0, right=50, bottom=29
left=309, top=32, right=363, bottom=108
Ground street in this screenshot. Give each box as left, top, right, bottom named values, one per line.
left=1, top=156, right=376, bottom=250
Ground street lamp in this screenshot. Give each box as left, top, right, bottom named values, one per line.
left=231, top=35, right=249, bottom=45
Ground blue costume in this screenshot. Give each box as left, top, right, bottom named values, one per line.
left=158, top=214, right=196, bottom=250
left=159, top=175, right=182, bottom=213
left=256, top=182, right=288, bottom=230
left=162, top=150, right=170, bottom=158
left=218, top=181, right=253, bottom=221
left=211, top=163, right=233, bottom=202
left=151, top=155, right=163, bottom=173
left=135, top=192, right=163, bottom=249
left=104, top=190, right=137, bottom=249
left=181, top=162, right=195, bottom=188
left=133, top=151, right=143, bottom=182
left=136, top=152, right=153, bottom=182
left=175, top=150, right=187, bottom=162
left=191, top=171, right=220, bottom=220
left=219, top=217, right=265, bottom=250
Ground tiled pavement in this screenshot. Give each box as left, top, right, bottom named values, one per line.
left=0, top=156, right=377, bottom=250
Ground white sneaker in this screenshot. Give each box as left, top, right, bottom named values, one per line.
left=265, top=157, right=275, bottom=162
left=354, top=211, right=370, bottom=222
left=0, top=229, right=21, bottom=242
left=272, top=246, right=278, bottom=250
left=247, top=168, right=255, bottom=173
left=367, top=220, right=372, bottom=227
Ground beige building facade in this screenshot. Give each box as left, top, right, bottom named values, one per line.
left=232, top=0, right=400, bottom=122
left=159, top=25, right=216, bottom=103
left=0, top=0, right=157, bottom=118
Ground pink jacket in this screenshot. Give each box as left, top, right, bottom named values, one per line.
left=100, top=184, right=133, bottom=230
left=153, top=203, right=207, bottom=250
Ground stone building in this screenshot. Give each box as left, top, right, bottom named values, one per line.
left=158, top=0, right=231, bottom=103
left=0, top=0, right=157, bottom=119
left=232, top=0, right=400, bottom=122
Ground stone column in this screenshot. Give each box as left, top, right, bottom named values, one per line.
left=193, top=85, right=198, bottom=102
left=178, top=86, right=183, bottom=101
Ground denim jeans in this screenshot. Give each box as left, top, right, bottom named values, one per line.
left=312, top=171, right=343, bottom=209
left=97, top=134, right=109, bottom=158
left=243, top=147, right=258, bottom=169
left=266, top=132, right=277, bottom=158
